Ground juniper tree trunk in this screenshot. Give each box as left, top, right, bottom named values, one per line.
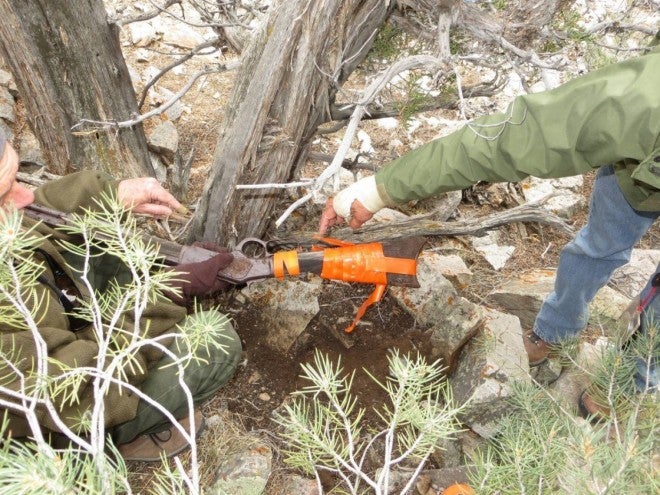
left=0, top=0, right=154, bottom=177
left=190, top=0, right=396, bottom=246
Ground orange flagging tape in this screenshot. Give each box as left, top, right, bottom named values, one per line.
left=273, top=239, right=418, bottom=333
left=345, top=284, right=386, bottom=333
left=273, top=250, right=300, bottom=278
left=320, top=242, right=416, bottom=285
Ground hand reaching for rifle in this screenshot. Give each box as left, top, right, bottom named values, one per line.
left=165, top=242, right=234, bottom=305
left=318, top=176, right=385, bottom=235
left=117, top=177, right=187, bottom=218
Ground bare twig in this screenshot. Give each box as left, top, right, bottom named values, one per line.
left=137, top=36, right=223, bottom=108
left=112, top=0, right=182, bottom=27
left=71, top=63, right=239, bottom=133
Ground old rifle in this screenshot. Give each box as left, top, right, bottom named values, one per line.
left=23, top=204, right=426, bottom=332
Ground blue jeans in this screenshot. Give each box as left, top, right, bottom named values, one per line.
left=533, top=165, right=658, bottom=390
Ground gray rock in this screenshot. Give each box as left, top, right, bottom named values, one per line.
left=549, top=338, right=611, bottom=410
left=390, top=252, right=483, bottom=372
left=272, top=474, right=320, bottom=495
left=488, top=269, right=555, bottom=328
left=211, top=441, right=272, bottom=495
left=147, top=120, right=179, bottom=162
left=241, top=278, right=321, bottom=353
left=0, top=85, right=15, bottom=122
left=470, top=231, right=515, bottom=270
left=450, top=308, right=531, bottom=438
left=489, top=269, right=632, bottom=333
left=0, top=68, right=17, bottom=96
left=17, top=129, right=46, bottom=168
left=610, top=249, right=660, bottom=298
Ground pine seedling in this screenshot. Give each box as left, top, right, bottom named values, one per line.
left=275, top=350, right=466, bottom=495
left=0, top=197, right=224, bottom=494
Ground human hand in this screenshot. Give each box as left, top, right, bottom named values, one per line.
left=167, top=243, right=234, bottom=304
left=318, top=176, right=385, bottom=234
left=117, top=177, right=186, bottom=217
left=319, top=197, right=374, bottom=234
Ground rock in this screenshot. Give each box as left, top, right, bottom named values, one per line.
left=273, top=474, right=320, bottom=495
left=610, top=249, right=660, bottom=298
left=450, top=308, right=531, bottom=438
left=147, top=120, right=179, bottom=162
left=589, top=285, right=631, bottom=338
left=0, top=68, right=18, bottom=96
left=430, top=253, right=473, bottom=290
left=520, top=176, right=586, bottom=218
left=127, top=22, right=158, bottom=47
left=0, top=85, right=16, bottom=122
left=149, top=152, right=167, bottom=184
left=210, top=442, right=272, bottom=495
left=470, top=231, right=515, bottom=270
left=160, top=23, right=207, bottom=50
left=549, top=338, right=612, bottom=409
left=488, top=268, right=555, bottom=328
left=241, top=278, right=322, bottom=353
left=357, top=129, right=374, bottom=154
left=155, top=87, right=190, bottom=121
left=17, top=129, right=46, bottom=168
left=390, top=252, right=483, bottom=372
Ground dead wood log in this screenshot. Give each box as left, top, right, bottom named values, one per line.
left=276, top=201, right=573, bottom=247
left=0, top=0, right=154, bottom=177
left=189, top=0, right=397, bottom=247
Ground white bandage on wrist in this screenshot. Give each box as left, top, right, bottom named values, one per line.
left=333, top=176, right=386, bottom=219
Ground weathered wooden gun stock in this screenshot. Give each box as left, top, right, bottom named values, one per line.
left=24, top=204, right=426, bottom=332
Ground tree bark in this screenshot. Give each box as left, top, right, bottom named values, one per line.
left=190, top=0, right=396, bottom=246
left=0, top=0, right=154, bottom=177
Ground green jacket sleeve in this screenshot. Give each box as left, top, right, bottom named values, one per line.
left=33, top=170, right=120, bottom=213
left=375, top=49, right=660, bottom=209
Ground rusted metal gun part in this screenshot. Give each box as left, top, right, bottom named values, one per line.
left=23, top=204, right=426, bottom=332
left=25, top=204, right=425, bottom=287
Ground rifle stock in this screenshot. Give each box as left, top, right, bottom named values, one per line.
left=23, top=204, right=425, bottom=287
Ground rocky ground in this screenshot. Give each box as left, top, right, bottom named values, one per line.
left=2, top=0, right=659, bottom=493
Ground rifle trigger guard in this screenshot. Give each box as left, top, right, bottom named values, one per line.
left=234, top=237, right=270, bottom=259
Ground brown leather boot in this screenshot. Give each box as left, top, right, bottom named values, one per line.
left=578, top=389, right=611, bottom=423
left=117, top=409, right=205, bottom=462
left=523, top=330, right=552, bottom=366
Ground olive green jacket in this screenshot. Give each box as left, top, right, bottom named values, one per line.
left=0, top=171, right=186, bottom=436
left=376, top=48, right=660, bottom=212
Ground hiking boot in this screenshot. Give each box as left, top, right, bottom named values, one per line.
left=578, top=389, right=611, bottom=423
left=523, top=330, right=552, bottom=367
left=117, top=409, right=205, bottom=462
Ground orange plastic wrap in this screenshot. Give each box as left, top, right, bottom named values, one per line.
left=273, top=250, right=301, bottom=278
left=272, top=239, right=418, bottom=333
left=320, top=242, right=416, bottom=284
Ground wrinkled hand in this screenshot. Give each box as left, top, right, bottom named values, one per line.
left=166, top=242, right=234, bottom=304
left=319, top=197, right=374, bottom=234
left=117, top=177, right=185, bottom=217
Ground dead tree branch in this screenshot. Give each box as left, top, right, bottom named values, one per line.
left=295, top=200, right=573, bottom=245
left=71, top=63, right=238, bottom=133
left=111, top=0, right=182, bottom=27
left=137, top=36, right=224, bottom=108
